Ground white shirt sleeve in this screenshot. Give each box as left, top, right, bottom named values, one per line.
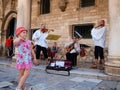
left=91, top=27, right=106, bottom=40
left=32, top=30, right=41, bottom=41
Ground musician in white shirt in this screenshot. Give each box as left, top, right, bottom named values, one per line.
left=32, top=24, right=53, bottom=65
left=91, top=20, right=106, bottom=69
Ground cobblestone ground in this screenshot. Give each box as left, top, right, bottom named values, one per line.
left=0, top=65, right=120, bottom=90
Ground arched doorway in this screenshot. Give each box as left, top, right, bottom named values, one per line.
left=0, top=11, right=17, bottom=56
left=6, top=18, right=16, bottom=38
left=5, top=18, right=16, bottom=56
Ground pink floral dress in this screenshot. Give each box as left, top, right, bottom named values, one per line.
left=15, top=40, right=33, bottom=69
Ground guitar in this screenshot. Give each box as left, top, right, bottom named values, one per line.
left=65, top=42, right=75, bottom=53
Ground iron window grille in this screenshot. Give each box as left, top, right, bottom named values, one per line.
left=72, top=24, right=94, bottom=39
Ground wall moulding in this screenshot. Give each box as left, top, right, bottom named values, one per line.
left=58, top=0, right=68, bottom=12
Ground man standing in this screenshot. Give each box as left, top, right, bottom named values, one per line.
left=32, top=24, right=53, bottom=65
left=91, top=20, right=106, bottom=70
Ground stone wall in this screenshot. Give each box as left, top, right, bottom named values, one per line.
left=31, top=0, right=109, bottom=48
left=0, top=0, right=109, bottom=48
left=0, top=0, right=109, bottom=58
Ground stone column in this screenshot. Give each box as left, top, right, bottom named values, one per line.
left=105, top=0, right=120, bottom=76
left=12, top=0, right=31, bottom=62
left=17, top=0, right=31, bottom=38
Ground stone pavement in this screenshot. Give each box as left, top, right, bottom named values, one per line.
left=0, top=56, right=120, bottom=90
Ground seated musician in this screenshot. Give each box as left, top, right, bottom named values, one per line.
left=64, top=37, right=81, bottom=67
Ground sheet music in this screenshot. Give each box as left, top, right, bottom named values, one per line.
left=50, top=62, right=55, bottom=67
left=46, top=34, right=61, bottom=40
left=56, top=61, right=65, bottom=67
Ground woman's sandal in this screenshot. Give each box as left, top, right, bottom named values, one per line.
left=29, top=86, right=33, bottom=90
left=24, top=86, right=33, bottom=90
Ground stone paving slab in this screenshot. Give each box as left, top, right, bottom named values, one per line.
left=30, top=83, right=48, bottom=90
left=0, top=81, right=13, bottom=88
left=68, top=83, right=93, bottom=90
left=93, top=80, right=118, bottom=90
left=70, top=77, right=87, bottom=83
left=45, top=80, right=79, bottom=90
left=70, top=77, right=102, bottom=84
left=86, top=78, right=102, bottom=83
left=80, top=81, right=98, bottom=87
left=117, top=82, right=120, bottom=90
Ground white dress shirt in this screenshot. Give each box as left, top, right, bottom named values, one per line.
left=91, top=27, right=106, bottom=48
left=32, top=29, right=48, bottom=48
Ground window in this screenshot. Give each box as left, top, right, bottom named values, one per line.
left=72, top=24, right=94, bottom=39
left=40, top=0, right=50, bottom=14
left=81, top=0, right=95, bottom=7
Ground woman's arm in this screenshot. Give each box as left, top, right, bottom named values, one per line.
left=31, top=42, right=39, bottom=65
left=30, top=42, right=36, bottom=59
left=13, top=37, right=21, bottom=46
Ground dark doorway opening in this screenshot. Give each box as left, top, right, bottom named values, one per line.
left=6, top=18, right=16, bottom=38
left=6, top=18, right=16, bottom=57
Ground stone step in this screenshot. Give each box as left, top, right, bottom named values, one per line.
left=32, top=65, right=120, bottom=81
left=70, top=68, right=120, bottom=81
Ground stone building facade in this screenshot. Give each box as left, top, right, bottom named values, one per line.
left=0, top=0, right=109, bottom=54
left=0, top=0, right=120, bottom=76
left=0, top=0, right=109, bottom=46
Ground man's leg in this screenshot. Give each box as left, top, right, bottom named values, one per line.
left=42, top=47, right=49, bottom=65
left=99, top=47, right=105, bottom=70
left=91, top=46, right=98, bottom=68
left=35, top=45, right=41, bottom=65
left=72, top=53, right=78, bottom=67
left=66, top=53, right=73, bottom=65
left=93, top=59, right=98, bottom=66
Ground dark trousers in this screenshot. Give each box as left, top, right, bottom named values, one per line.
left=94, top=46, right=104, bottom=60
left=36, top=45, right=48, bottom=59
left=66, top=52, right=78, bottom=67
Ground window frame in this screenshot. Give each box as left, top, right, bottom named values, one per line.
left=40, top=0, right=50, bottom=14
left=72, top=23, right=94, bottom=39
left=80, top=0, right=95, bottom=8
